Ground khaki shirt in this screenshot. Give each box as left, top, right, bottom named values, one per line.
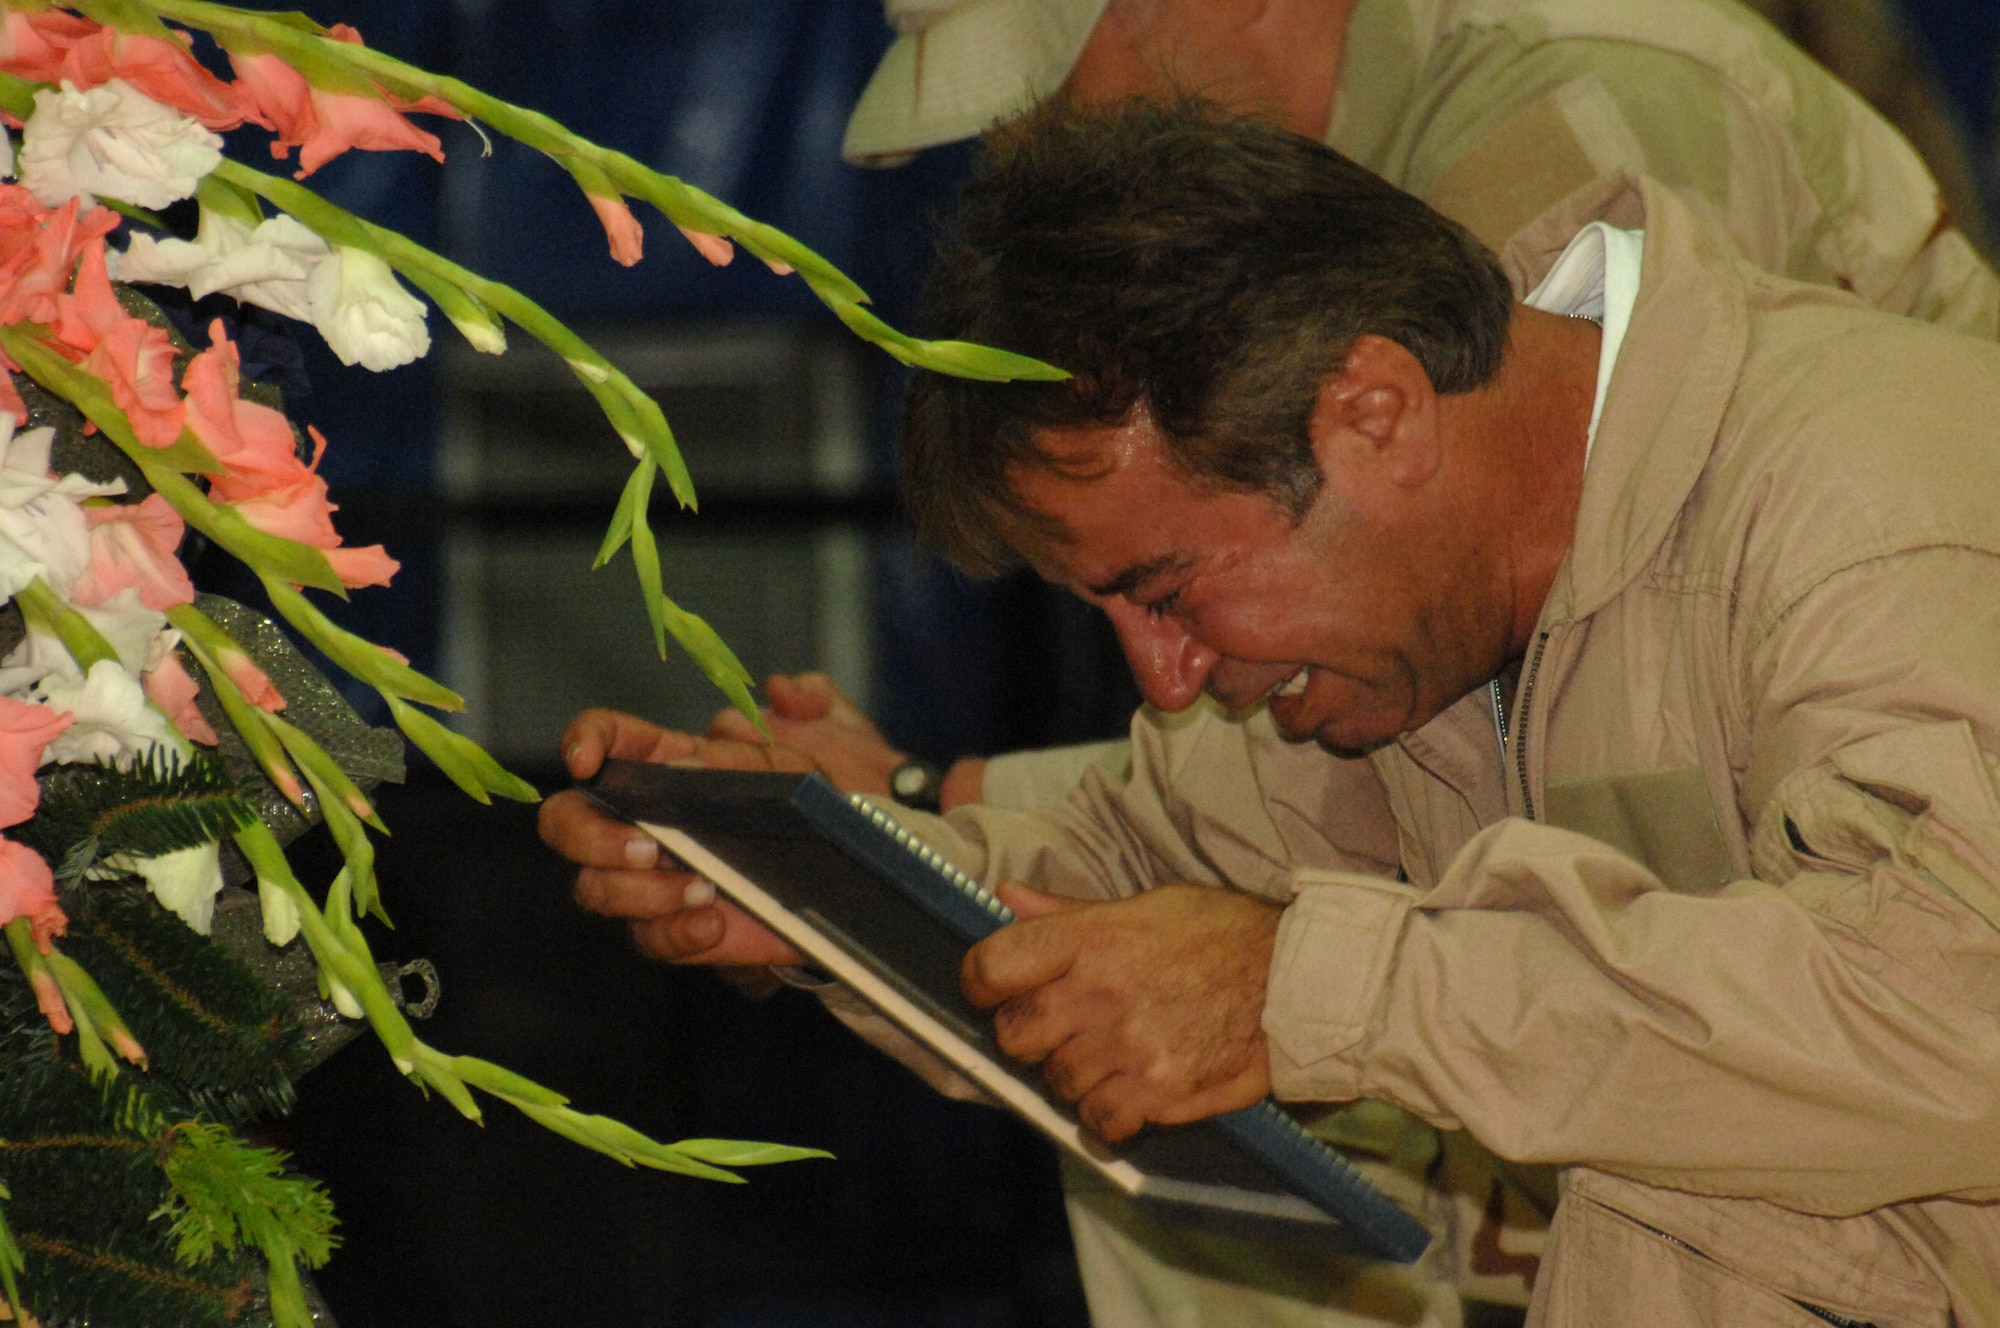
left=988, top=0, right=2000, bottom=814
left=915, top=175, right=2000, bottom=1326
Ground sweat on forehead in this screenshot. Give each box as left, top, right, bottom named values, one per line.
left=897, top=96, right=1513, bottom=577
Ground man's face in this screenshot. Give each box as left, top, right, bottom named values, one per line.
left=1009, top=411, right=1508, bottom=755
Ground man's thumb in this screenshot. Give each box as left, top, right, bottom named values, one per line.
left=996, top=880, right=1081, bottom=921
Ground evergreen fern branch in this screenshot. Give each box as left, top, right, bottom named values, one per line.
left=18, top=753, right=257, bottom=874
left=156, top=1122, right=337, bottom=1276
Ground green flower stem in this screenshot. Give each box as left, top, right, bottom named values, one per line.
left=7, top=918, right=138, bottom=1080
left=172, top=617, right=309, bottom=810
left=254, top=578, right=461, bottom=711
left=124, top=2, right=1067, bottom=380
left=44, top=947, right=147, bottom=1068
left=16, top=579, right=119, bottom=670
left=383, top=695, right=538, bottom=806
left=208, top=160, right=700, bottom=508
left=0, top=326, right=224, bottom=477
left=235, top=824, right=796, bottom=1178
left=234, top=820, right=422, bottom=1075
left=0, top=329, right=346, bottom=594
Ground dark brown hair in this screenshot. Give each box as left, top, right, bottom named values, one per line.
left=901, top=96, right=1514, bottom=573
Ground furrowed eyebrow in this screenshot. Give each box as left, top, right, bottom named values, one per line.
left=1086, top=553, right=1192, bottom=600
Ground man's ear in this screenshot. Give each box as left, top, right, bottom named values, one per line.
left=1308, top=334, right=1441, bottom=491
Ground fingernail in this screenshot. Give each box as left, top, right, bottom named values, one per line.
left=562, top=741, right=582, bottom=770
left=688, top=910, right=722, bottom=948
left=623, top=837, right=658, bottom=868
left=684, top=879, right=715, bottom=907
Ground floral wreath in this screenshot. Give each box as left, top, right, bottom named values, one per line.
left=0, top=3, right=1060, bottom=1324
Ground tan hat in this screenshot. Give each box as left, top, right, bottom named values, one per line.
left=843, top=0, right=1112, bottom=165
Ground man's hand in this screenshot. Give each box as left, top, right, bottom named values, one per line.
left=708, top=672, right=988, bottom=809
left=538, top=707, right=807, bottom=968
left=961, top=882, right=1281, bottom=1142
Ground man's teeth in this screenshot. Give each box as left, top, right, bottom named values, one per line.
left=1273, top=668, right=1309, bottom=697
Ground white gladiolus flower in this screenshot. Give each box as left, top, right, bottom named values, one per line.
left=130, top=841, right=225, bottom=934
left=258, top=871, right=301, bottom=946
left=115, top=208, right=331, bottom=323
left=37, top=657, right=178, bottom=769
left=306, top=245, right=431, bottom=372
left=20, top=79, right=223, bottom=210
left=0, top=416, right=123, bottom=602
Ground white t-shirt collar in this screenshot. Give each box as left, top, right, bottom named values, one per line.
left=1522, top=221, right=1645, bottom=463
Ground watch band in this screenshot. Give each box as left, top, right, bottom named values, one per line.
left=888, top=758, right=947, bottom=812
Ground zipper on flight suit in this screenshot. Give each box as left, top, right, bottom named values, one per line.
left=1490, top=632, right=1551, bottom=821
left=1614, top=1182, right=1875, bottom=1324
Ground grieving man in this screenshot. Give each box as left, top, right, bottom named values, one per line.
left=546, top=97, right=2000, bottom=1325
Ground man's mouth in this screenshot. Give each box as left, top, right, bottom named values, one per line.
left=1271, top=667, right=1309, bottom=698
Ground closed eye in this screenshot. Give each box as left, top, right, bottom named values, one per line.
left=1142, top=588, right=1183, bottom=619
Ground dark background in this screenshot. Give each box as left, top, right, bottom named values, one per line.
left=179, top=3, right=2000, bottom=1325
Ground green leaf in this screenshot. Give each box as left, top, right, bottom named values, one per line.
left=910, top=340, right=1073, bottom=382
left=16, top=577, right=120, bottom=671
left=174, top=626, right=310, bottom=809
left=404, top=267, right=506, bottom=355
left=65, top=0, right=173, bottom=38
left=411, top=1055, right=484, bottom=1122
left=0, top=70, right=39, bottom=120
left=195, top=173, right=267, bottom=229
left=386, top=697, right=539, bottom=805
left=659, top=594, right=763, bottom=734
left=627, top=466, right=667, bottom=657
left=99, top=199, right=172, bottom=230
left=513, top=1103, right=745, bottom=1183
left=593, top=459, right=650, bottom=568
left=257, top=579, right=464, bottom=710
left=669, top=1139, right=834, bottom=1167
left=446, top=1054, right=570, bottom=1109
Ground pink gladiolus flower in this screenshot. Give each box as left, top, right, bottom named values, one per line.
left=186, top=338, right=400, bottom=590
left=142, top=650, right=218, bottom=745
left=588, top=193, right=644, bottom=267
left=57, top=26, right=241, bottom=130
left=227, top=472, right=339, bottom=547
left=228, top=47, right=447, bottom=180
left=184, top=320, right=305, bottom=493
left=321, top=25, right=464, bottom=120
left=30, top=962, right=71, bottom=1032
left=0, top=695, right=72, bottom=828
left=73, top=492, right=194, bottom=611
left=323, top=543, right=399, bottom=589
left=0, top=188, right=119, bottom=327
left=214, top=643, right=284, bottom=714
left=676, top=225, right=734, bottom=267
left=55, top=241, right=185, bottom=447
left=0, top=10, right=95, bottom=85
left=0, top=836, right=64, bottom=955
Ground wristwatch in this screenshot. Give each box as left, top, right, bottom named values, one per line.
left=888, top=758, right=946, bottom=812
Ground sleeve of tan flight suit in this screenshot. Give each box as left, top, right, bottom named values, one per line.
left=1377, top=22, right=2000, bottom=336
left=981, top=739, right=1131, bottom=812
left=805, top=700, right=1402, bottom=1094
left=1263, top=547, right=2000, bottom=1217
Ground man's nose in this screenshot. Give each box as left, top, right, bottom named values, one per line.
left=1104, top=601, right=1217, bottom=712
